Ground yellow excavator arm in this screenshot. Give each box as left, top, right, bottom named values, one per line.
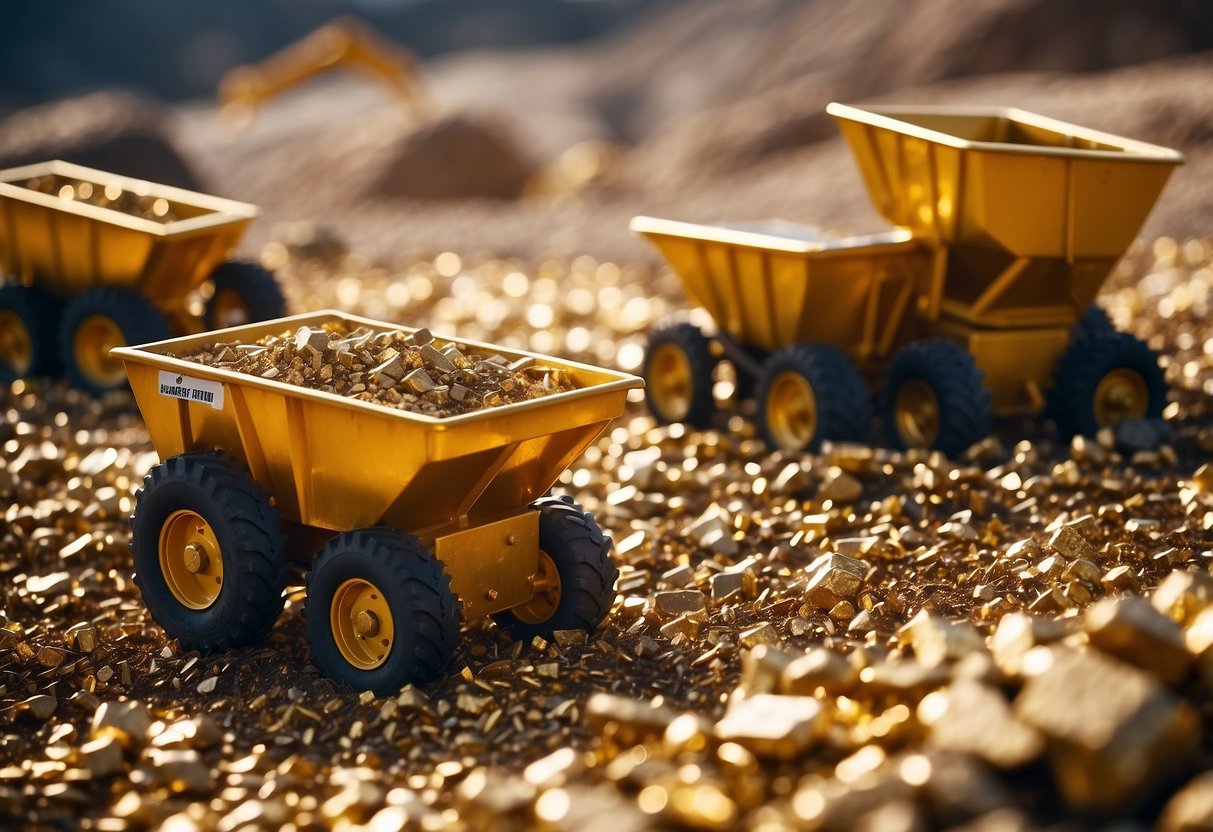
left=218, top=17, right=429, bottom=126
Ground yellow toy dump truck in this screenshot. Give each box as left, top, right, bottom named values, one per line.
left=0, top=160, right=285, bottom=395
left=112, top=311, right=642, bottom=695
left=634, top=104, right=1182, bottom=455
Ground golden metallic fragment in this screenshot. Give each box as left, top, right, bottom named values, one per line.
left=1084, top=597, right=1192, bottom=684
left=918, top=679, right=1044, bottom=768
left=715, top=694, right=823, bottom=761
left=1014, top=647, right=1196, bottom=811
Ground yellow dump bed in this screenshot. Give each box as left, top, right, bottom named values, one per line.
left=113, top=311, right=642, bottom=540
left=827, top=103, right=1182, bottom=258
left=0, top=160, right=258, bottom=303
left=828, top=103, right=1182, bottom=326
left=630, top=216, right=926, bottom=357
left=636, top=105, right=1182, bottom=346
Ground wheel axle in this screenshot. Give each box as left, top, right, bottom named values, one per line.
left=354, top=609, right=380, bottom=637
left=183, top=542, right=210, bottom=574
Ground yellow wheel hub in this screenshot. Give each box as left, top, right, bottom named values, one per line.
left=159, top=509, right=224, bottom=610
left=765, top=371, right=818, bottom=450
left=648, top=342, right=694, bottom=422
left=894, top=379, right=941, bottom=448
left=512, top=551, right=562, bottom=624
left=331, top=578, right=395, bottom=670
left=1093, top=368, right=1149, bottom=426
left=0, top=310, right=33, bottom=375
left=210, top=289, right=250, bottom=329
left=73, top=314, right=127, bottom=388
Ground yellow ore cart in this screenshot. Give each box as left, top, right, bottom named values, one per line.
left=0, top=160, right=285, bottom=394
left=634, top=103, right=1182, bottom=455
left=113, top=311, right=642, bottom=695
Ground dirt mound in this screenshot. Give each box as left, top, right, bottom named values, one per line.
left=587, top=0, right=1213, bottom=142
left=371, top=112, right=536, bottom=201
left=738, top=0, right=1209, bottom=98
left=0, top=91, right=200, bottom=188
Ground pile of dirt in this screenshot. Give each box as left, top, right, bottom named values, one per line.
left=584, top=0, right=1213, bottom=143
left=0, top=91, right=200, bottom=189
left=607, top=0, right=1213, bottom=185
left=370, top=112, right=535, bottom=201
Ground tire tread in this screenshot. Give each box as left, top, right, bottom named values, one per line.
left=0, top=284, right=62, bottom=380
left=60, top=287, right=171, bottom=395
left=206, top=260, right=286, bottom=328
left=643, top=321, right=718, bottom=427
left=132, top=451, right=286, bottom=651
left=306, top=528, right=459, bottom=690
left=492, top=496, right=618, bottom=640
left=757, top=342, right=870, bottom=452
left=1047, top=329, right=1166, bottom=439
left=883, top=338, right=991, bottom=456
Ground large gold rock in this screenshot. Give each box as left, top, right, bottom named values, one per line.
left=714, top=693, right=824, bottom=760
left=1152, top=570, right=1213, bottom=626
left=903, top=610, right=985, bottom=668
left=1014, top=646, right=1197, bottom=812
left=918, top=680, right=1044, bottom=768
left=805, top=553, right=868, bottom=611
left=1084, top=596, right=1192, bottom=684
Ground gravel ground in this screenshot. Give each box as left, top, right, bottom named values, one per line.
left=1, top=234, right=1211, bottom=830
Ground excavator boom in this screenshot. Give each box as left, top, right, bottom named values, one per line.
left=218, top=17, right=428, bottom=126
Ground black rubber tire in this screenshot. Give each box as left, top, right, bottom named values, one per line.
left=643, top=321, right=718, bottom=428
left=1074, top=304, right=1115, bottom=343
left=59, top=287, right=171, bottom=396
left=131, top=451, right=287, bottom=651
left=492, top=496, right=618, bottom=642
left=205, top=260, right=286, bottom=329
left=1047, top=330, right=1167, bottom=440
left=883, top=338, right=992, bottom=456
left=0, top=284, right=61, bottom=381
left=306, top=527, right=459, bottom=694
left=755, top=342, right=870, bottom=453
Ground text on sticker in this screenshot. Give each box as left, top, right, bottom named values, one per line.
left=157, top=370, right=225, bottom=410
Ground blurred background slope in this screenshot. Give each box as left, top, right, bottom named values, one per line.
left=1, top=0, right=1211, bottom=260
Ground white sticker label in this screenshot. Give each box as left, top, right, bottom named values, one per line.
left=158, top=370, right=225, bottom=410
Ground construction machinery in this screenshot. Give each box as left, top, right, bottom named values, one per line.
left=634, top=103, right=1182, bottom=455
left=113, top=310, right=642, bottom=694
left=218, top=17, right=429, bottom=130
left=0, top=160, right=285, bottom=395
